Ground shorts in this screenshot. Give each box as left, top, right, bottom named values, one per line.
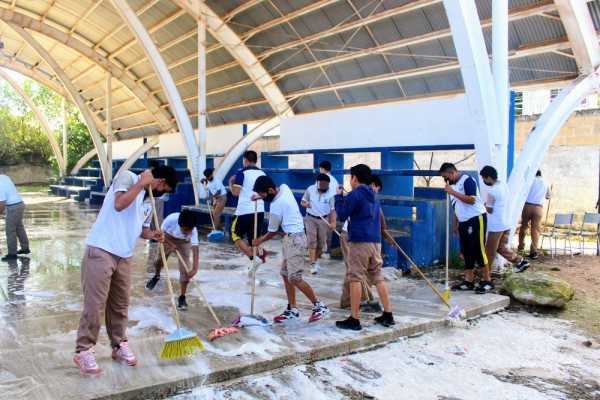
left=231, top=212, right=265, bottom=243
left=281, top=233, right=308, bottom=283
left=304, top=214, right=329, bottom=251
left=346, top=242, right=384, bottom=285
left=154, top=235, right=193, bottom=283
left=458, top=214, right=488, bottom=270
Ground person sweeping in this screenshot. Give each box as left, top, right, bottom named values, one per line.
left=252, top=175, right=329, bottom=323
left=145, top=209, right=200, bottom=310
left=73, top=166, right=178, bottom=375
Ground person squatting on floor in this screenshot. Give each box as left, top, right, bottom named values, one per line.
left=301, top=173, right=336, bottom=275
left=202, top=167, right=227, bottom=231
left=252, top=175, right=329, bottom=323
left=73, top=166, right=177, bottom=375
left=440, top=162, right=493, bottom=294
left=518, top=169, right=551, bottom=259
left=334, top=164, right=394, bottom=331
left=479, top=166, right=530, bottom=274
left=229, top=150, right=268, bottom=265
left=0, top=174, right=30, bottom=261
left=145, top=209, right=200, bottom=310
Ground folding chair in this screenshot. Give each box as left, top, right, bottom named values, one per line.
left=541, top=213, right=575, bottom=257
left=575, top=213, right=600, bottom=256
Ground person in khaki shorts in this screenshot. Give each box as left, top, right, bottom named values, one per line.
left=252, top=175, right=329, bottom=324
left=73, top=166, right=177, bottom=375
left=334, top=164, right=394, bottom=331
left=145, top=209, right=200, bottom=311
left=202, top=168, right=227, bottom=230
left=301, top=173, right=336, bottom=274
left=518, top=170, right=550, bottom=259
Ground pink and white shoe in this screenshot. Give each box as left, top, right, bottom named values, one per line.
left=73, top=349, right=102, bottom=375
left=112, top=341, right=138, bottom=366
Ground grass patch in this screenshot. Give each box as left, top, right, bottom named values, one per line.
left=17, top=184, right=48, bottom=193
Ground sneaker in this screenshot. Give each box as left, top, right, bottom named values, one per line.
left=360, top=301, right=383, bottom=314
left=475, top=281, right=495, bottom=294
left=73, top=349, right=102, bottom=375
left=513, top=259, right=530, bottom=273
left=177, top=295, right=188, bottom=311
left=1, top=254, right=17, bottom=262
left=374, top=311, right=395, bottom=327
left=273, top=307, right=300, bottom=323
left=528, top=252, right=540, bottom=260
left=451, top=280, right=475, bottom=291
left=112, top=341, right=137, bottom=366
left=335, top=316, right=362, bottom=331
left=257, top=248, right=268, bottom=264
left=16, top=249, right=30, bottom=255
left=309, top=301, right=329, bottom=322
left=145, top=275, right=160, bottom=290
left=310, top=261, right=320, bottom=275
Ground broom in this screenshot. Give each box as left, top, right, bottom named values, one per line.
left=204, top=183, right=225, bottom=242
left=384, top=230, right=466, bottom=323
left=148, top=189, right=204, bottom=359
left=173, top=249, right=238, bottom=341
left=442, top=194, right=451, bottom=302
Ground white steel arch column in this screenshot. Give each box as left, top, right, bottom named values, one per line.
left=7, top=23, right=111, bottom=186
left=110, top=0, right=205, bottom=201
left=507, top=68, right=600, bottom=230
left=71, top=148, right=98, bottom=175
left=0, top=67, right=66, bottom=175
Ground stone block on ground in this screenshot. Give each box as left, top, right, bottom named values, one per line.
left=504, top=271, right=574, bottom=308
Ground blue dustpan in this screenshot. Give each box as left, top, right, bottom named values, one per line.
left=207, top=230, right=225, bottom=242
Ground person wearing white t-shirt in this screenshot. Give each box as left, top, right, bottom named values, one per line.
left=518, top=170, right=551, bottom=259
left=440, top=162, right=492, bottom=294
left=202, top=167, right=227, bottom=230
left=228, top=151, right=267, bottom=264
left=74, top=166, right=177, bottom=376
left=252, top=175, right=329, bottom=324
left=480, top=166, right=529, bottom=274
left=319, top=160, right=340, bottom=198
left=0, top=174, right=29, bottom=261
left=146, top=210, right=200, bottom=310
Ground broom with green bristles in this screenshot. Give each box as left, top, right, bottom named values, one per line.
left=148, top=189, right=204, bottom=359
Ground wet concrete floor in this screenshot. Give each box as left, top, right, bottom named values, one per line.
left=0, top=200, right=509, bottom=400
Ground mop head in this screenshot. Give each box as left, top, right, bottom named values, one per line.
left=445, top=305, right=468, bottom=328
left=208, top=326, right=239, bottom=341
left=160, top=328, right=205, bottom=359
left=232, top=314, right=271, bottom=328
left=207, top=230, right=225, bottom=242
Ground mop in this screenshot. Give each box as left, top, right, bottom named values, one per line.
left=173, top=249, right=238, bottom=341
left=384, top=230, right=466, bottom=324
left=442, top=194, right=451, bottom=302
left=148, top=190, right=204, bottom=359
left=204, top=183, right=225, bottom=242
left=233, top=200, right=269, bottom=328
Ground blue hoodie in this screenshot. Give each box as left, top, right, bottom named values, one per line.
left=335, top=184, right=381, bottom=243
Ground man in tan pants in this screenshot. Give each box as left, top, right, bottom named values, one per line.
left=518, top=170, right=550, bottom=259
left=0, top=174, right=30, bottom=261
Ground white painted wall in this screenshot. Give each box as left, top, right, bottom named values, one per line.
left=108, top=137, right=144, bottom=160
left=280, top=95, right=476, bottom=151
left=159, top=124, right=244, bottom=157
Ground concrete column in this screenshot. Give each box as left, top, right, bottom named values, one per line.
left=492, top=0, right=509, bottom=181
left=62, top=98, right=68, bottom=176
left=106, top=73, right=113, bottom=185
left=197, top=14, right=207, bottom=203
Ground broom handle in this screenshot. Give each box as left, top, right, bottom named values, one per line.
left=445, top=194, right=450, bottom=290
left=319, top=215, right=341, bottom=237
left=385, top=229, right=452, bottom=309
left=203, top=183, right=218, bottom=231
left=251, top=200, right=258, bottom=315
left=543, top=184, right=554, bottom=227
left=148, top=189, right=182, bottom=329
left=174, top=249, right=222, bottom=326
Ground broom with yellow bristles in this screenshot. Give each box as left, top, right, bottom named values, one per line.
left=148, top=189, right=204, bottom=359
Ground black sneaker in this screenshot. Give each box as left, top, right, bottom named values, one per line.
left=513, top=259, right=530, bottom=273
left=360, top=301, right=383, bottom=313
left=451, top=280, right=475, bottom=291
left=335, top=316, right=362, bottom=331
left=145, top=275, right=160, bottom=290
left=17, top=249, right=30, bottom=255
left=475, top=281, right=495, bottom=294
left=1, top=254, right=17, bottom=262
left=528, top=252, right=540, bottom=260
left=177, top=295, right=188, bottom=311
left=374, top=311, right=395, bottom=327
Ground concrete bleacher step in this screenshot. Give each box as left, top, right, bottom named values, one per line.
left=49, top=184, right=90, bottom=200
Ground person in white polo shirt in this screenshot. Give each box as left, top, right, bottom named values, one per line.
left=440, top=162, right=493, bottom=294
left=479, top=166, right=530, bottom=274
left=0, top=174, right=29, bottom=261
left=318, top=160, right=339, bottom=197
left=252, top=175, right=329, bottom=324
left=229, top=151, right=267, bottom=264
left=518, top=170, right=551, bottom=259
left=202, top=167, right=227, bottom=231
left=301, top=173, right=336, bottom=274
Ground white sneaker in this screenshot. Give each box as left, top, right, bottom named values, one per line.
left=247, top=257, right=261, bottom=277
left=310, top=261, right=320, bottom=275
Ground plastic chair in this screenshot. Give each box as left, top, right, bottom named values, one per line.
left=576, top=213, right=600, bottom=256
left=541, top=213, right=575, bottom=257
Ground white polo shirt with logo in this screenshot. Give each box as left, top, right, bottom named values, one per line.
left=450, top=174, right=486, bottom=223
left=233, top=166, right=265, bottom=216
